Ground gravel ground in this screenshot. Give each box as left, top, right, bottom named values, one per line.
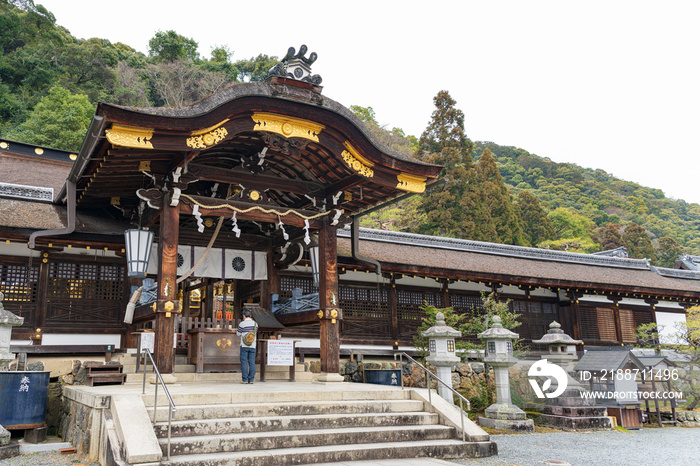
left=452, top=427, right=700, bottom=466
left=0, top=451, right=98, bottom=466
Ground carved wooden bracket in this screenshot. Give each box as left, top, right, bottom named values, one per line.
left=137, top=188, right=165, bottom=210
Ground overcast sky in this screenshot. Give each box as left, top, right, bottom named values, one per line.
left=38, top=0, right=700, bottom=205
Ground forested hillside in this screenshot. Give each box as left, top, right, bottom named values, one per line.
left=1, top=0, right=699, bottom=264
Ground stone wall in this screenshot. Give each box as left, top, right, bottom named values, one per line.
left=331, top=359, right=499, bottom=410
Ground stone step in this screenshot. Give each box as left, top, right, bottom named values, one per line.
left=541, top=405, right=608, bottom=417
left=154, top=411, right=440, bottom=437
left=161, top=425, right=457, bottom=456
left=122, top=363, right=196, bottom=374
left=117, top=353, right=190, bottom=364
left=150, top=399, right=426, bottom=423
left=126, top=369, right=314, bottom=384
left=144, top=387, right=411, bottom=408
left=539, top=414, right=613, bottom=430
left=164, top=439, right=497, bottom=466
left=547, top=395, right=598, bottom=407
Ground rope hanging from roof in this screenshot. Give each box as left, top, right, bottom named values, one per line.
left=180, top=193, right=339, bottom=222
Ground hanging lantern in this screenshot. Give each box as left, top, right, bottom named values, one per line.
left=124, top=228, right=154, bottom=278
left=309, top=245, right=320, bottom=288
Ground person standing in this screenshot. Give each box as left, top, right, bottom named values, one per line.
left=237, top=308, right=258, bottom=383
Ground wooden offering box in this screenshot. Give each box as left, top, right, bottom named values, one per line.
left=188, top=328, right=241, bottom=373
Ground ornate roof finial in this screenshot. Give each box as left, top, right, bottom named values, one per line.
left=269, top=45, right=322, bottom=85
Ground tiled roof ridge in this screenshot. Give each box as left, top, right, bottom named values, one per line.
left=101, top=81, right=431, bottom=167
left=339, top=227, right=654, bottom=271
left=652, top=266, right=700, bottom=280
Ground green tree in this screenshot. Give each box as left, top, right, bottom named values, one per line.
left=233, top=54, right=280, bottom=82
left=59, top=38, right=119, bottom=102
left=597, top=223, right=624, bottom=251
left=623, top=223, right=656, bottom=261
left=475, top=148, right=526, bottom=245
left=655, top=236, right=683, bottom=268
left=636, top=306, right=700, bottom=410
left=148, top=30, right=199, bottom=63
left=415, top=91, right=484, bottom=239
left=414, top=292, right=522, bottom=354
left=3, top=84, right=94, bottom=151
left=417, top=90, right=471, bottom=156
left=516, top=190, right=555, bottom=246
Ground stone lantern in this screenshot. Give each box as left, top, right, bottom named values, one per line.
left=421, top=312, right=461, bottom=405
left=0, top=291, right=24, bottom=368
left=477, top=315, right=534, bottom=432
left=532, top=321, right=582, bottom=375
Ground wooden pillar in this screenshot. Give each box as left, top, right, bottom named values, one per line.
left=262, top=246, right=280, bottom=311
left=35, top=252, right=50, bottom=335
left=441, top=279, right=450, bottom=308
left=613, top=304, right=623, bottom=343
left=319, top=218, right=340, bottom=374
left=389, top=275, right=399, bottom=348
left=155, top=197, right=179, bottom=373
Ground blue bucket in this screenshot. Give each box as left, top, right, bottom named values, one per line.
left=0, top=371, right=50, bottom=429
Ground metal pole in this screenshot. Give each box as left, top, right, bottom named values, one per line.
left=142, top=349, right=147, bottom=395
left=426, top=368, right=432, bottom=412
left=459, top=398, right=465, bottom=442
left=167, top=405, right=172, bottom=460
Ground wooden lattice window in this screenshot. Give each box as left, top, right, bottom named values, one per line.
left=619, top=309, right=636, bottom=343
left=45, top=259, right=125, bottom=327
left=579, top=306, right=600, bottom=340
left=0, top=262, right=39, bottom=303
left=340, top=285, right=388, bottom=318
left=396, top=288, right=443, bottom=338
left=596, top=308, right=617, bottom=341
left=48, top=262, right=124, bottom=300
left=280, top=275, right=314, bottom=298
left=450, top=293, right=484, bottom=315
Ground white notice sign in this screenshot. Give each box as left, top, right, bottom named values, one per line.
left=140, top=332, right=155, bottom=353
left=267, top=340, right=294, bottom=366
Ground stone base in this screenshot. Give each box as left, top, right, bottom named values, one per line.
left=539, top=414, right=613, bottom=431
left=0, top=425, right=9, bottom=446
left=0, top=442, right=20, bottom=460
left=479, top=403, right=534, bottom=432
left=484, top=403, right=528, bottom=420
left=479, top=416, right=534, bottom=432
left=23, top=426, right=47, bottom=444
left=315, top=372, right=345, bottom=383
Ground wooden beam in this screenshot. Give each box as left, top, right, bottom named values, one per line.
left=178, top=194, right=348, bottom=229
left=188, top=163, right=324, bottom=196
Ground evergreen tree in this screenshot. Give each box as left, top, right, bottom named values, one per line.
left=623, top=223, right=657, bottom=261
left=516, top=190, right=555, bottom=246
left=415, top=91, right=481, bottom=238
left=597, top=223, right=624, bottom=251
left=475, top=148, right=526, bottom=245
left=656, top=236, right=683, bottom=268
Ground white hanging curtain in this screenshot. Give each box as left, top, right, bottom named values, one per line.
left=145, top=245, right=267, bottom=280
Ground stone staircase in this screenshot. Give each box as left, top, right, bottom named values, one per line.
left=144, top=388, right=496, bottom=465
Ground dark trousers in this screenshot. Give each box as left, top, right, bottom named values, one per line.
left=240, top=346, right=256, bottom=382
